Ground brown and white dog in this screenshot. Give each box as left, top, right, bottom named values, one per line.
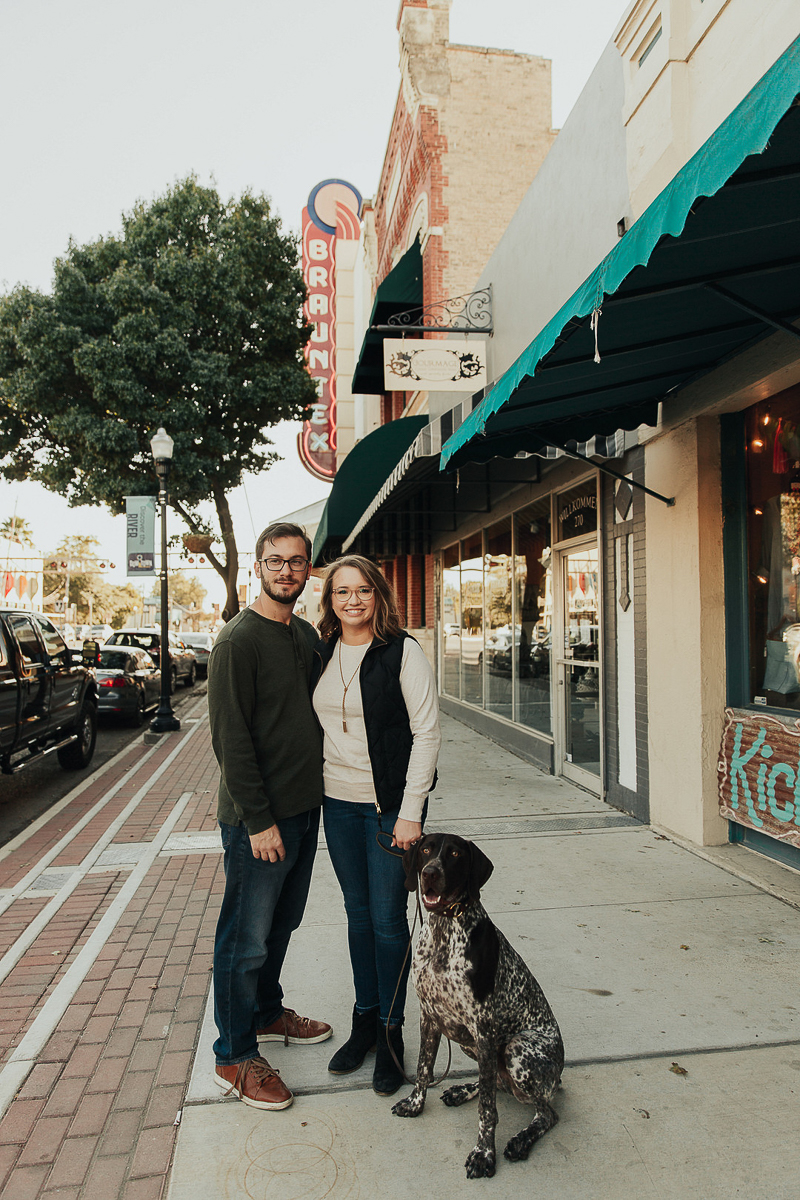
left=393, top=832, right=564, bottom=1180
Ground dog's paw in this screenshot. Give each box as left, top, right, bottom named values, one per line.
left=441, top=1082, right=479, bottom=1108
left=392, top=1095, right=424, bottom=1118
left=465, top=1147, right=496, bottom=1179
left=503, top=1131, right=533, bottom=1162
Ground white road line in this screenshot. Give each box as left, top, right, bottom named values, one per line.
left=0, top=790, right=195, bottom=1121
left=0, top=704, right=208, bottom=920
left=0, top=718, right=206, bottom=986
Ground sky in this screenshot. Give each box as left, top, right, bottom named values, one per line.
left=0, top=0, right=629, bottom=608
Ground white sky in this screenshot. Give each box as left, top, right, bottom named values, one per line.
left=0, top=0, right=628, bottom=606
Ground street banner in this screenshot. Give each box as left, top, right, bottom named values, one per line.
left=382, top=338, right=487, bottom=392
left=126, top=496, right=156, bottom=576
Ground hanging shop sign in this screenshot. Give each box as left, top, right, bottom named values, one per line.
left=126, top=496, right=156, bottom=576
left=382, top=338, right=487, bottom=393
left=718, top=708, right=800, bottom=849
left=298, top=179, right=362, bottom=482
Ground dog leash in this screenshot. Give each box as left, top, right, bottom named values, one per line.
left=375, top=827, right=453, bottom=1088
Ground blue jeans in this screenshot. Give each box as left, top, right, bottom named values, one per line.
left=213, top=808, right=320, bottom=1065
left=323, top=796, right=424, bottom=1024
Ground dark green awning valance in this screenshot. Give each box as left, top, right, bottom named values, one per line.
left=312, top=416, right=428, bottom=566
left=441, top=36, right=800, bottom=469
left=351, top=240, right=423, bottom=395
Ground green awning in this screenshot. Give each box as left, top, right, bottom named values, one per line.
left=441, top=35, right=800, bottom=469
left=351, top=240, right=423, bottom=394
left=312, top=416, right=428, bottom=566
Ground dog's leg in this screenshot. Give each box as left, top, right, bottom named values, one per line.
left=501, top=1036, right=562, bottom=1162
left=392, top=1016, right=440, bottom=1119
left=464, top=1033, right=498, bottom=1179
left=441, top=1081, right=479, bottom=1107
left=504, top=1102, right=559, bottom=1162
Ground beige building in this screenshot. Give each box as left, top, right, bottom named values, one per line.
left=332, top=0, right=800, bottom=879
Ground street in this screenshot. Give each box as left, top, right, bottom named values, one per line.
left=0, top=681, right=207, bottom=849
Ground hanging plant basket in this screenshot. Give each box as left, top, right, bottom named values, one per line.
left=182, top=533, right=213, bottom=554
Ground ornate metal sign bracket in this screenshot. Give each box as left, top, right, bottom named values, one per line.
left=373, top=284, right=493, bottom=334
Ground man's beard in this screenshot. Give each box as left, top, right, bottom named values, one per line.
left=261, top=576, right=306, bottom=607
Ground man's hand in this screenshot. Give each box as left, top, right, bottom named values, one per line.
left=249, top=825, right=285, bottom=863
left=392, top=818, right=421, bottom=852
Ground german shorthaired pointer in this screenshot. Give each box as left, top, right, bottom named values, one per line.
left=393, top=832, right=564, bottom=1180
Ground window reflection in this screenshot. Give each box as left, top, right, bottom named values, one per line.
left=442, top=544, right=460, bottom=699
left=747, top=390, right=800, bottom=708
left=484, top=518, right=512, bottom=720
left=514, top=500, right=552, bottom=735
left=461, top=532, right=483, bottom=707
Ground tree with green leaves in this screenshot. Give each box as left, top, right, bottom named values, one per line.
left=0, top=177, right=316, bottom=618
left=0, top=516, right=34, bottom=544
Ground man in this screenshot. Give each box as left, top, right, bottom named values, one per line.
left=208, top=521, right=331, bottom=1110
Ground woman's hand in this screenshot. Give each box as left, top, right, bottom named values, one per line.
left=392, top=818, right=421, bottom=851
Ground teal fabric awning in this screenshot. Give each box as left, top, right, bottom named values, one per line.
left=441, top=36, right=800, bottom=469
left=311, top=416, right=428, bottom=566
left=351, top=240, right=423, bottom=395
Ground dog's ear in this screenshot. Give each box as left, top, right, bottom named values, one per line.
left=402, top=843, right=420, bottom=892
left=467, top=842, right=494, bottom=902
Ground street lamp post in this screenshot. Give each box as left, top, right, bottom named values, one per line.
left=149, top=427, right=180, bottom=734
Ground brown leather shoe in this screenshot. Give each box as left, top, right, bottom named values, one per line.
left=257, top=1007, right=333, bottom=1046
left=214, top=1055, right=293, bottom=1110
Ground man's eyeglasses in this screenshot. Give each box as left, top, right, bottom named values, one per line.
left=259, top=556, right=309, bottom=572
left=332, top=586, right=375, bottom=599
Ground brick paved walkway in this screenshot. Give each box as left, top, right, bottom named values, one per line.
left=0, top=697, right=223, bottom=1200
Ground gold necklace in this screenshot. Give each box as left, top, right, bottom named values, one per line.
left=338, top=641, right=363, bottom=733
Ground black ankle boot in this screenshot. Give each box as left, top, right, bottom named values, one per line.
left=328, top=1006, right=378, bottom=1074
left=373, top=1020, right=405, bottom=1096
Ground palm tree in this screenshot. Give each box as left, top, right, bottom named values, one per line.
left=0, top=517, right=35, bottom=545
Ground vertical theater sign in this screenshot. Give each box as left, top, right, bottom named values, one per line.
left=299, top=179, right=362, bottom=481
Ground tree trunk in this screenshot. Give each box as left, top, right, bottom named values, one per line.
left=212, top=482, right=240, bottom=620
left=172, top=485, right=241, bottom=621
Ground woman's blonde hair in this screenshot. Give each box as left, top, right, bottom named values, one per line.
left=318, top=555, right=403, bottom=643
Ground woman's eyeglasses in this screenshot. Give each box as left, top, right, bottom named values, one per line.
left=332, top=587, right=375, bottom=599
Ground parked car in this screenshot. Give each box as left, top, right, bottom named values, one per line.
left=96, top=647, right=161, bottom=726
left=89, top=623, right=114, bottom=644
left=180, top=632, right=214, bottom=677
left=104, top=628, right=197, bottom=692
left=0, top=610, right=98, bottom=774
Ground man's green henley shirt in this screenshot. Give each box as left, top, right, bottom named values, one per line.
left=207, top=607, right=323, bottom=835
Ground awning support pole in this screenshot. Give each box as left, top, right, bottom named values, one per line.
left=705, top=283, right=800, bottom=342
left=540, top=440, right=676, bottom=506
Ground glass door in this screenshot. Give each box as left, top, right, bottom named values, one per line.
left=555, top=541, right=602, bottom=790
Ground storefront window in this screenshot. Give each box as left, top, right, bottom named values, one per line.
left=484, top=518, right=513, bottom=720
left=461, top=532, right=483, bottom=707
left=514, top=499, right=552, bottom=735
left=442, top=544, right=460, bottom=699
left=746, top=389, right=800, bottom=710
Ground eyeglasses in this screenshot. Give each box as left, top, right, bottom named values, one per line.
left=259, top=556, right=309, bottom=572
left=332, top=586, right=375, bottom=599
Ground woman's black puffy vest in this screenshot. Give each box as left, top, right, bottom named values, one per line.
left=314, top=632, right=432, bottom=813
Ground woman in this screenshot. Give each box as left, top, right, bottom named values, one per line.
left=312, top=554, right=440, bottom=1096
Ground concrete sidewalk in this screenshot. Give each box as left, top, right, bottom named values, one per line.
left=0, top=702, right=798, bottom=1198
left=168, top=716, right=800, bottom=1200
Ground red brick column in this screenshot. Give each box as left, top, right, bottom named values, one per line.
left=394, top=557, right=408, bottom=626
left=407, top=555, right=424, bottom=628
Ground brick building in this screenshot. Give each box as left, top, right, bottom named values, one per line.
left=314, top=0, right=558, bottom=661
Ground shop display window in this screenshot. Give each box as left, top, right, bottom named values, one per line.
left=746, top=387, right=800, bottom=710
left=442, top=544, right=461, bottom=700
left=461, top=532, right=484, bottom=708
left=484, top=518, right=513, bottom=720
left=514, top=499, right=552, bottom=735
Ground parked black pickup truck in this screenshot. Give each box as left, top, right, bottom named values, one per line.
left=0, top=610, right=98, bottom=775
